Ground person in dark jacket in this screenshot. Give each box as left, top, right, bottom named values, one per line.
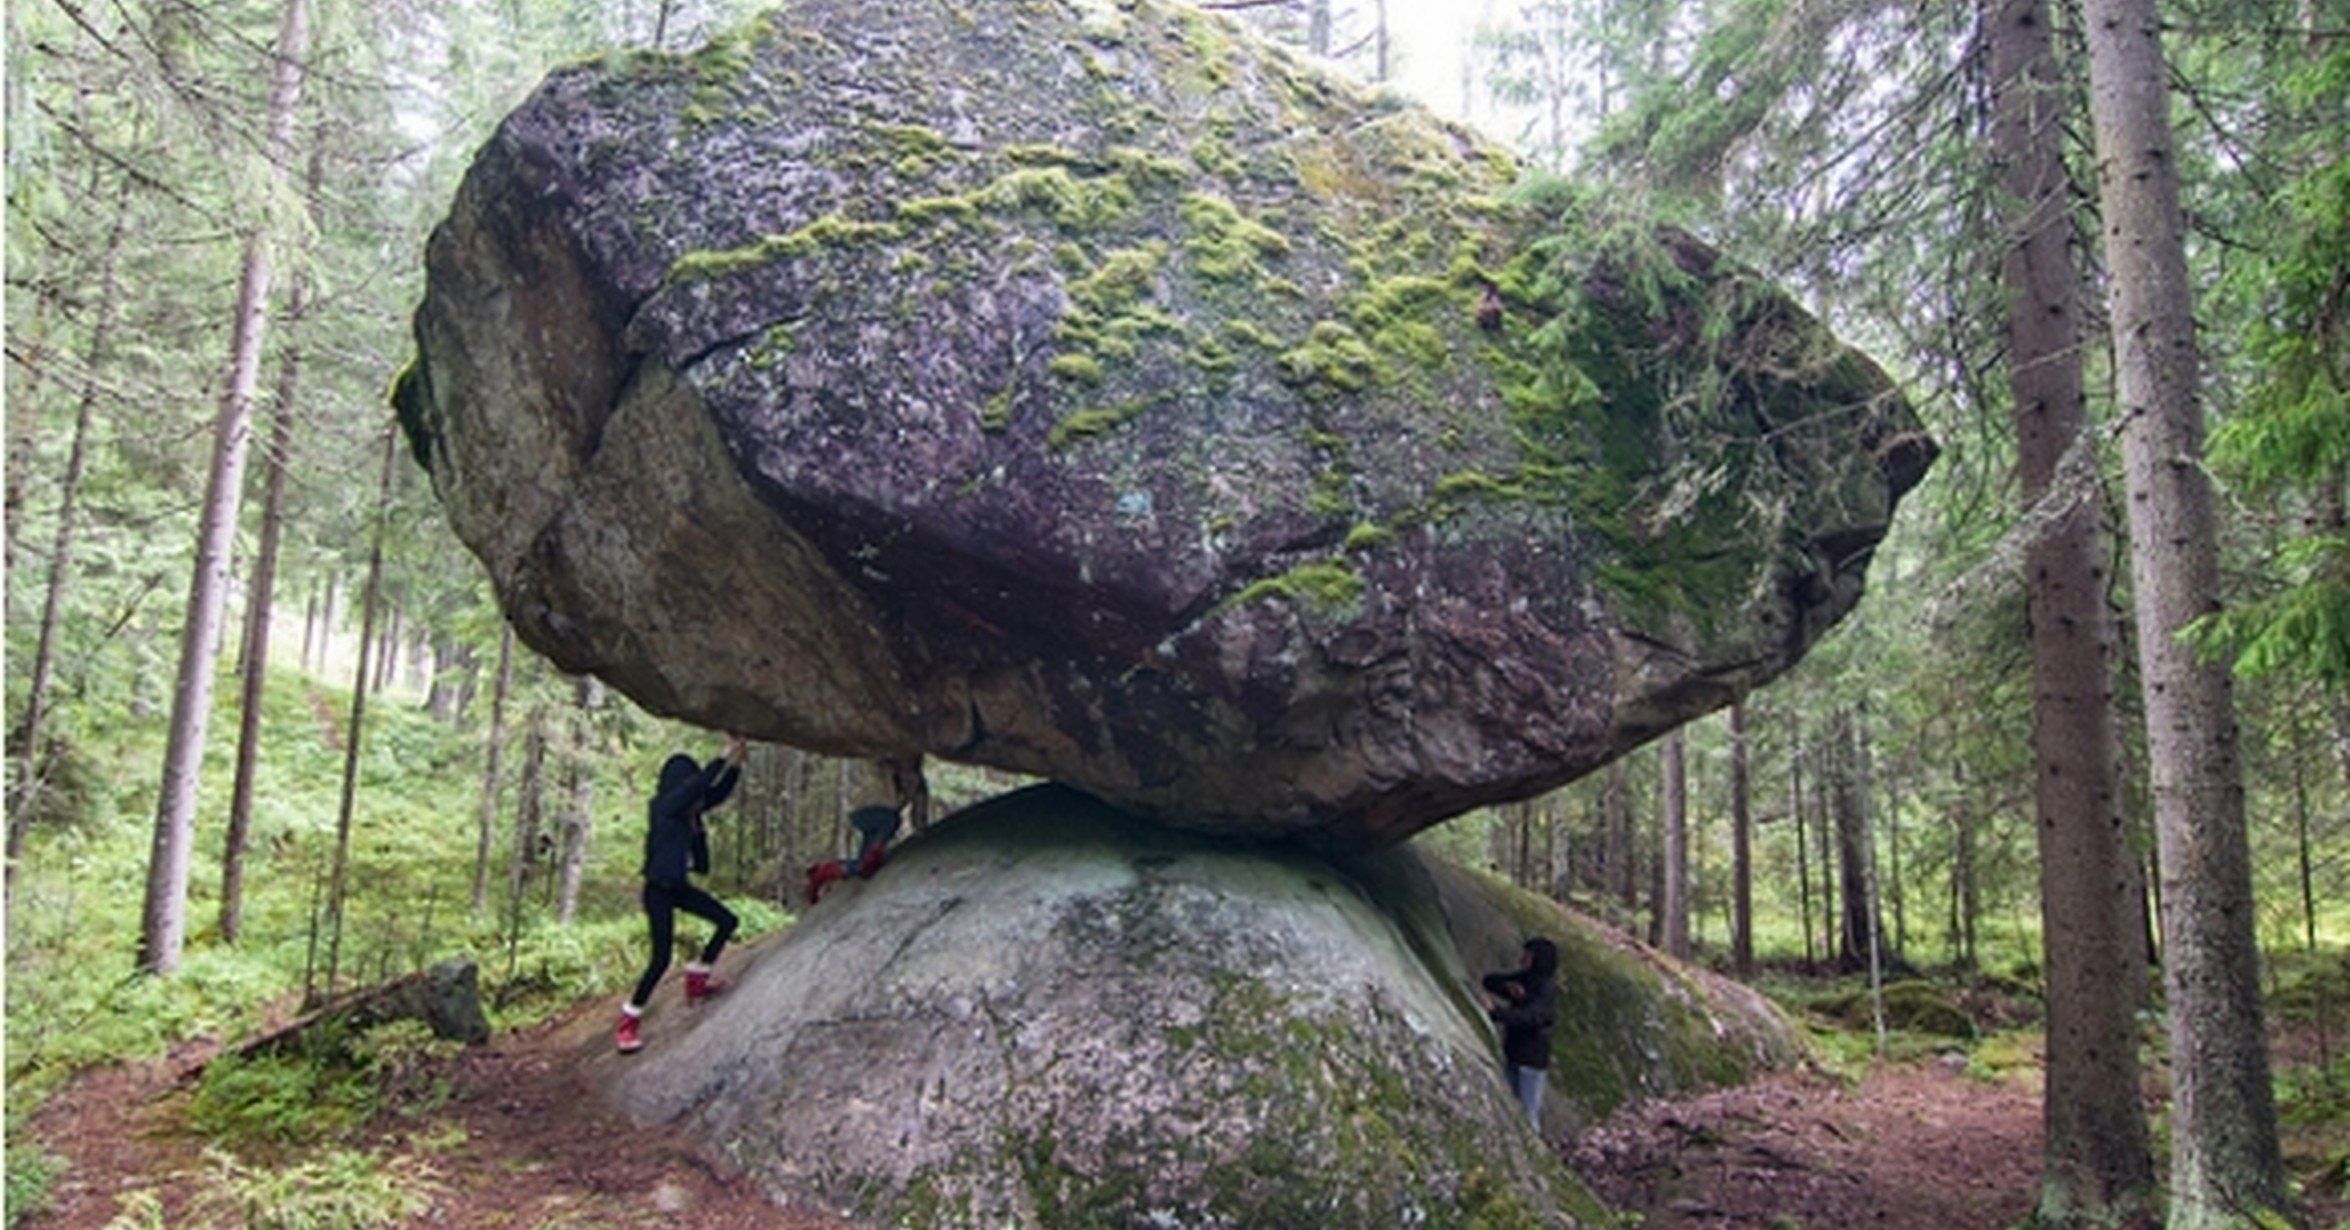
left=803, top=803, right=904, bottom=904
left=616, top=732, right=746, bottom=1054
left=1480, top=936, right=1558, bottom=1129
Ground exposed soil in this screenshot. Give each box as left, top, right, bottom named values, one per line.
left=17, top=968, right=2345, bottom=1230
left=1564, top=1058, right=2045, bottom=1230
left=19, top=944, right=855, bottom=1230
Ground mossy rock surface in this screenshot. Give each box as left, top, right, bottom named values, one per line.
left=1408, top=861, right=1797, bottom=1129
left=1814, top=981, right=1979, bottom=1040
left=399, top=0, right=1933, bottom=848
left=601, top=784, right=1787, bottom=1228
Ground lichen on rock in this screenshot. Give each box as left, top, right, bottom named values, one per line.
left=395, top=0, right=1934, bottom=847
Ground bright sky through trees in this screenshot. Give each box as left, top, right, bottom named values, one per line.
left=1385, top=0, right=1495, bottom=119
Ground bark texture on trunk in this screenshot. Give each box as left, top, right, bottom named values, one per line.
left=1989, top=0, right=2156, bottom=1219
left=1661, top=728, right=1690, bottom=960
left=138, top=0, right=310, bottom=974
left=1830, top=717, right=1874, bottom=976
left=223, top=264, right=310, bottom=946
left=2081, top=0, right=2289, bottom=1222
left=1730, top=702, right=1753, bottom=976
left=473, top=625, right=515, bottom=914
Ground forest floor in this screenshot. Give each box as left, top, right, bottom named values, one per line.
left=19, top=954, right=2350, bottom=1230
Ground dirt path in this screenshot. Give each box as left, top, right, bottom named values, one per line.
left=20, top=937, right=854, bottom=1230
left=1564, top=1060, right=2047, bottom=1230
left=21, top=1000, right=855, bottom=1230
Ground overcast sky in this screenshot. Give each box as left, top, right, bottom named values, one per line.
left=1383, top=0, right=1491, bottom=120
left=1360, top=0, right=1542, bottom=151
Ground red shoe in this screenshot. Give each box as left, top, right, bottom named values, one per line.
left=856, top=843, right=889, bottom=879
left=805, top=859, right=847, bottom=904
left=684, top=967, right=729, bottom=1004
left=615, top=1010, right=644, bottom=1054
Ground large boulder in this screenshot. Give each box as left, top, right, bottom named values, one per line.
left=599, top=784, right=1790, bottom=1228
left=395, top=0, right=1934, bottom=847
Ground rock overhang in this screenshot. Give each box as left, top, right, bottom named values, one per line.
left=394, top=0, right=1936, bottom=850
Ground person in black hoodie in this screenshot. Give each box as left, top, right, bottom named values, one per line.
left=1480, top=936, right=1559, bottom=1129
left=616, top=732, right=746, bottom=1054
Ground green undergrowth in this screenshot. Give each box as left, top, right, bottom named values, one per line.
left=1, top=658, right=788, bottom=1111
left=1750, top=968, right=2038, bottom=1085
left=188, top=1021, right=463, bottom=1151
left=3, top=654, right=801, bottom=1228
left=2278, top=1053, right=2350, bottom=1215
left=3, top=1126, right=63, bottom=1230
left=102, top=1145, right=446, bottom=1230
left=2269, top=945, right=2350, bottom=1028
left=1748, top=959, right=2350, bottom=1220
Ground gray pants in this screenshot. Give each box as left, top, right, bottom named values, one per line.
left=1508, top=1065, right=1546, bottom=1129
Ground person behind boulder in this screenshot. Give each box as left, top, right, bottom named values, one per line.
left=804, top=802, right=904, bottom=904
left=1479, top=936, right=1558, bottom=1129
left=616, top=732, right=747, bottom=1054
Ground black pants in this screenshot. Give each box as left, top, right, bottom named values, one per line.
left=630, top=880, right=738, bottom=1008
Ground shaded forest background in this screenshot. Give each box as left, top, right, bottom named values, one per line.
left=5, top=0, right=2346, bottom=1226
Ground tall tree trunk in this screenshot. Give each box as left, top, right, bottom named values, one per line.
left=1542, top=798, right=1561, bottom=902
left=555, top=676, right=600, bottom=923
left=1988, top=0, right=2157, bottom=1216
left=1543, top=797, right=1564, bottom=903
left=1661, top=727, right=1690, bottom=960
left=1487, top=801, right=1519, bottom=883
left=1645, top=822, right=1665, bottom=949
left=509, top=712, right=547, bottom=912
left=1730, top=702, right=1754, bottom=976
left=9, top=178, right=130, bottom=877
left=373, top=607, right=401, bottom=693
left=783, top=746, right=812, bottom=896
left=425, top=638, right=464, bottom=721
left=138, top=0, right=311, bottom=975
left=2082, top=0, right=2290, bottom=1222
left=498, top=709, right=547, bottom=991
left=2290, top=699, right=2331, bottom=1072
left=1793, top=723, right=1814, bottom=967
left=314, top=428, right=395, bottom=1007
left=302, top=584, right=322, bottom=674
left=834, top=759, right=853, bottom=859
left=1952, top=792, right=1980, bottom=972
left=1606, top=760, right=1634, bottom=916
left=1857, top=718, right=1887, bottom=1004
left=3, top=285, right=50, bottom=575
left=1882, top=749, right=1904, bottom=959
left=221, top=254, right=311, bottom=945
left=1514, top=799, right=1538, bottom=890
left=472, top=624, right=515, bottom=914
left=1815, top=744, right=1838, bottom=966
left=1831, top=715, right=1875, bottom=975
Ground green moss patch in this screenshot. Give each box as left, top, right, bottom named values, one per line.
left=1222, top=561, right=1366, bottom=620
left=665, top=213, right=903, bottom=284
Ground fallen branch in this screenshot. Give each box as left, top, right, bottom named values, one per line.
left=221, top=958, right=492, bottom=1069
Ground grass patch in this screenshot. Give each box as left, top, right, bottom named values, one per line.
left=192, top=1145, right=442, bottom=1230
left=3, top=1130, right=62, bottom=1230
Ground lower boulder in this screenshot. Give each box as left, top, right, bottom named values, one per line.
left=604, top=784, right=1787, bottom=1228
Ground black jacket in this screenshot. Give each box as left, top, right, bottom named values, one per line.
left=641, top=753, right=740, bottom=887
left=1483, top=938, right=1559, bottom=1070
